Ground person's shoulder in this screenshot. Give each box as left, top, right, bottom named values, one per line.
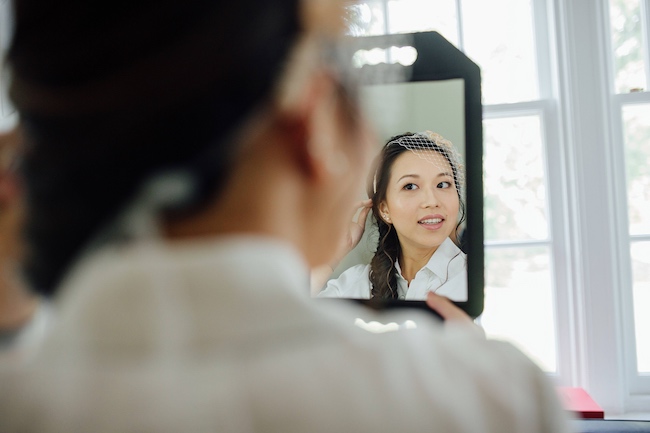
left=426, top=323, right=561, bottom=397
left=319, top=263, right=371, bottom=298
left=382, top=321, right=570, bottom=431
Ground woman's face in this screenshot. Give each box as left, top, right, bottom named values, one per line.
left=379, top=150, right=459, bottom=254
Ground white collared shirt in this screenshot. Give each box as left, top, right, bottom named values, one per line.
left=0, top=236, right=569, bottom=433
left=319, top=237, right=467, bottom=301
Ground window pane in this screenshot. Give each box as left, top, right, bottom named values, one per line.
left=481, top=246, right=557, bottom=372
left=346, top=2, right=387, bottom=36
left=386, top=0, right=459, bottom=46
left=622, top=103, right=650, bottom=235
left=484, top=116, right=549, bottom=241
left=631, top=241, right=650, bottom=373
left=609, top=0, right=647, bottom=93
left=461, top=0, right=538, bottom=104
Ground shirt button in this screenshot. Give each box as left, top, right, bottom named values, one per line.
left=399, top=295, right=405, bottom=300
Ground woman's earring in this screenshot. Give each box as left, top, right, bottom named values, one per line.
left=382, top=213, right=391, bottom=223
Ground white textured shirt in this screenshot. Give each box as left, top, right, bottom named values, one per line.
left=319, top=237, right=467, bottom=301
left=0, top=236, right=569, bottom=433
left=0, top=301, right=53, bottom=365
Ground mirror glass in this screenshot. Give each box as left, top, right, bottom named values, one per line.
left=332, top=79, right=466, bottom=303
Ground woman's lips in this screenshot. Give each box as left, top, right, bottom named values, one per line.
left=418, top=215, right=445, bottom=230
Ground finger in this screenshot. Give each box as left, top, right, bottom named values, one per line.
left=426, top=293, right=485, bottom=337
left=425, top=293, right=472, bottom=324
left=349, top=199, right=365, bottom=218
left=354, top=199, right=372, bottom=211
left=351, top=199, right=372, bottom=221
left=356, top=202, right=372, bottom=226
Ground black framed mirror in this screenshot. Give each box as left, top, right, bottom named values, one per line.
left=315, top=31, right=484, bottom=319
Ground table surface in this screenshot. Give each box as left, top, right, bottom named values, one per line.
left=571, top=419, right=650, bottom=433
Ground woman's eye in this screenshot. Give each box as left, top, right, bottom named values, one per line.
left=403, top=183, right=418, bottom=190
left=437, top=181, right=452, bottom=189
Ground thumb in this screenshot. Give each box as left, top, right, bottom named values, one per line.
left=426, top=293, right=483, bottom=337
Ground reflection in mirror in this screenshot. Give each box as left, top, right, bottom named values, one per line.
left=321, top=81, right=466, bottom=303
left=311, top=31, right=483, bottom=319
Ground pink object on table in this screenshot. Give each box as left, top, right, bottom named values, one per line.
left=556, top=387, right=605, bottom=419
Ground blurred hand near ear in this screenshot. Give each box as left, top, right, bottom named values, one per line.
left=310, top=199, right=372, bottom=295
left=325, top=198, right=373, bottom=267
left=343, top=199, right=372, bottom=256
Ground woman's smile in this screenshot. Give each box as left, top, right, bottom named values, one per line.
left=418, top=214, right=446, bottom=230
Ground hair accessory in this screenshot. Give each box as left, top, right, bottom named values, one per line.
left=385, top=131, right=465, bottom=197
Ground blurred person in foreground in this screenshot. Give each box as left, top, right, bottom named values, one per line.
left=0, top=126, right=49, bottom=361
left=0, top=0, right=571, bottom=432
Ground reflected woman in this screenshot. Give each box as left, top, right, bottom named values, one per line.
left=316, top=131, right=467, bottom=301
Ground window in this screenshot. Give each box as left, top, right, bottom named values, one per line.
left=608, top=0, right=650, bottom=396
left=620, top=103, right=650, bottom=374
left=351, top=0, right=650, bottom=414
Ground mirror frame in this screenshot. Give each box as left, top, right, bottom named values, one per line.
left=345, top=31, right=484, bottom=319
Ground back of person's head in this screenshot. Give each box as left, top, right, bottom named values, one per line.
left=7, top=0, right=310, bottom=295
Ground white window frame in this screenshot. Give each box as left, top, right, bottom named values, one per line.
left=603, top=0, right=650, bottom=404
left=551, top=0, right=650, bottom=412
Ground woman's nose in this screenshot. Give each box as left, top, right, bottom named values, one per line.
left=421, top=187, right=440, bottom=208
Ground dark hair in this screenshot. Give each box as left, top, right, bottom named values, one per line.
left=367, top=132, right=466, bottom=300
left=8, top=0, right=300, bottom=296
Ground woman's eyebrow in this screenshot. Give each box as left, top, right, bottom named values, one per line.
left=397, top=172, right=454, bottom=182
left=397, top=174, right=419, bottom=182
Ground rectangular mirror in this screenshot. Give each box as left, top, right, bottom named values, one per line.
left=314, top=32, right=484, bottom=319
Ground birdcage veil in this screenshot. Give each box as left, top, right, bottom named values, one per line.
left=376, top=131, right=465, bottom=199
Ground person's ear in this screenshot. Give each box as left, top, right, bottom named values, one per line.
left=378, top=200, right=391, bottom=224
left=276, top=66, right=348, bottom=184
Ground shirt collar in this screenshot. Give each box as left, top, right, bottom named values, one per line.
left=395, top=237, right=463, bottom=280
